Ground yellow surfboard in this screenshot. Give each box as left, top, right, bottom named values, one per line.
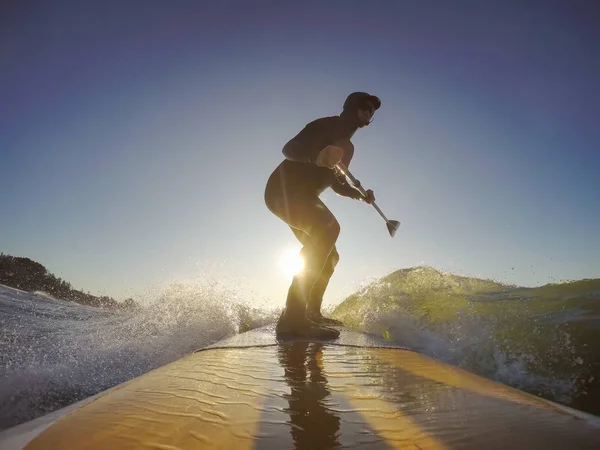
left=2, top=326, right=600, bottom=449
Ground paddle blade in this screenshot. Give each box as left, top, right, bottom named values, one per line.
left=387, top=220, right=401, bottom=237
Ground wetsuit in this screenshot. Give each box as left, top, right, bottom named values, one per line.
left=264, top=115, right=362, bottom=321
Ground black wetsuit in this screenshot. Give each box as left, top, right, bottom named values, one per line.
left=264, top=114, right=361, bottom=318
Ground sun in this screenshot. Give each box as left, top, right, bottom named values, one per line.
left=278, top=246, right=304, bottom=280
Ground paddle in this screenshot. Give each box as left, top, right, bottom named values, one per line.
left=334, top=162, right=401, bottom=237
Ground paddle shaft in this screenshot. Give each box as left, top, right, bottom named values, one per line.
left=334, top=162, right=393, bottom=224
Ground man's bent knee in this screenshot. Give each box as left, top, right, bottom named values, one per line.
left=323, top=219, right=340, bottom=243
left=329, top=248, right=340, bottom=268
left=321, top=248, right=340, bottom=278
left=310, top=219, right=339, bottom=256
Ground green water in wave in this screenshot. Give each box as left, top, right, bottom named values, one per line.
left=332, top=266, right=600, bottom=417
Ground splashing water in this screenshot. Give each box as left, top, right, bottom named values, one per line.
left=3, top=266, right=600, bottom=430
left=0, top=281, right=278, bottom=430
left=332, top=267, right=600, bottom=416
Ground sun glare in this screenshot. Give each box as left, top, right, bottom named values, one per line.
left=279, top=247, right=304, bottom=279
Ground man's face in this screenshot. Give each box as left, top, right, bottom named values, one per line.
left=357, top=101, right=376, bottom=127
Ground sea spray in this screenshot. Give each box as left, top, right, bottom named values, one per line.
left=0, top=281, right=277, bottom=430
left=3, top=266, right=600, bottom=429
left=332, top=266, right=600, bottom=415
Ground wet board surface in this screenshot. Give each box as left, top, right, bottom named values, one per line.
left=205, top=324, right=406, bottom=349
left=3, top=325, right=600, bottom=449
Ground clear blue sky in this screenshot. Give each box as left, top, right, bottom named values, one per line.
left=1, top=1, right=599, bottom=306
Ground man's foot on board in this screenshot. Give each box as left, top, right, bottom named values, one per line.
left=306, top=310, right=344, bottom=327
left=276, top=313, right=340, bottom=340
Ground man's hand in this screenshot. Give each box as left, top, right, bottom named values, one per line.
left=362, top=189, right=375, bottom=204
left=315, top=145, right=344, bottom=168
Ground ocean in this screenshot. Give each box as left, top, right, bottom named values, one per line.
left=1, top=266, right=599, bottom=430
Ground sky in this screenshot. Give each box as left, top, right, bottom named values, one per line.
left=1, top=1, right=599, bottom=307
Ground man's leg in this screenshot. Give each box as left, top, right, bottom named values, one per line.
left=305, top=248, right=343, bottom=325
left=287, top=229, right=338, bottom=315
left=283, top=201, right=339, bottom=317
left=267, top=195, right=340, bottom=335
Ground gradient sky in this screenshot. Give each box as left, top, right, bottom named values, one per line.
left=2, top=1, right=599, bottom=307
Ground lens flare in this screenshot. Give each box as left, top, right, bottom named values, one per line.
left=278, top=247, right=304, bottom=280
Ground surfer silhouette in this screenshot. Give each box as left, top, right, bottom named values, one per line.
left=264, top=92, right=380, bottom=339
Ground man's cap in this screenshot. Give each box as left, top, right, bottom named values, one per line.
left=343, top=92, right=381, bottom=111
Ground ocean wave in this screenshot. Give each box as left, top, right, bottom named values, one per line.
left=332, top=266, right=600, bottom=416
left=2, top=266, right=600, bottom=430
left=0, top=282, right=276, bottom=430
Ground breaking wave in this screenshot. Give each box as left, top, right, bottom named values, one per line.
left=2, top=266, right=599, bottom=430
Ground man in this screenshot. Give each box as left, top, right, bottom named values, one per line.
left=264, top=92, right=381, bottom=339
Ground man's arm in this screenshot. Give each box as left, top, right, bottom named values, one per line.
left=282, top=119, right=326, bottom=164
left=331, top=174, right=362, bottom=200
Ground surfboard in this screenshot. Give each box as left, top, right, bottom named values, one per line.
left=2, top=325, right=600, bottom=449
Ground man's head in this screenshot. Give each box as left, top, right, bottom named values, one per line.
left=342, top=92, right=381, bottom=128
